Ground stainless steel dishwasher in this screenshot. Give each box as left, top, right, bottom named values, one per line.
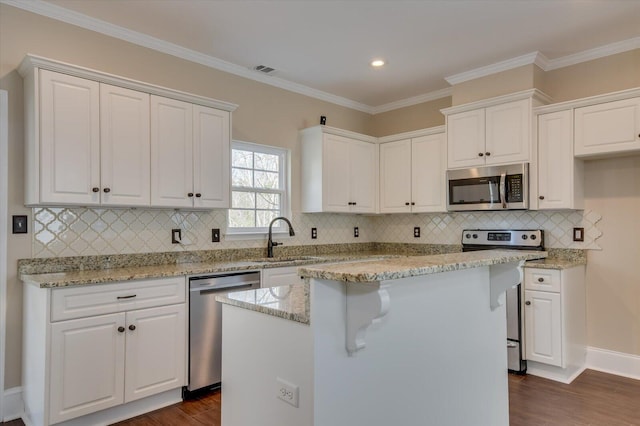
left=187, top=271, right=261, bottom=393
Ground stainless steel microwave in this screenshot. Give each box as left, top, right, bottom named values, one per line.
left=446, top=163, right=529, bottom=211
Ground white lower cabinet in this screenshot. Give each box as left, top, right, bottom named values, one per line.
left=523, top=266, right=586, bottom=383
left=261, top=266, right=305, bottom=288
left=23, top=277, right=187, bottom=426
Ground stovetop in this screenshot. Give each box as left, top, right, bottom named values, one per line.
left=461, top=229, right=544, bottom=252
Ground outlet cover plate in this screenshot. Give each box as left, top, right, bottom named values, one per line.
left=276, top=377, right=299, bottom=407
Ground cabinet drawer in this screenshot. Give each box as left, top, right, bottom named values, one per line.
left=51, top=277, right=186, bottom=322
left=524, top=269, right=561, bottom=293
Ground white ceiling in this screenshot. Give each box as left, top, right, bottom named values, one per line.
left=9, top=0, right=640, bottom=112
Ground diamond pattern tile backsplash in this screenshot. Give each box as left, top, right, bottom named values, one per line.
left=32, top=207, right=602, bottom=258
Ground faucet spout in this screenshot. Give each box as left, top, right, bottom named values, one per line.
left=267, top=216, right=295, bottom=258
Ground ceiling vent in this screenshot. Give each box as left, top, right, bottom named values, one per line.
left=253, top=65, right=276, bottom=74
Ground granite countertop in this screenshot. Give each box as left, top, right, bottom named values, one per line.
left=523, top=257, right=586, bottom=270
left=299, top=249, right=548, bottom=283
left=216, top=284, right=310, bottom=325
left=20, top=252, right=402, bottom=288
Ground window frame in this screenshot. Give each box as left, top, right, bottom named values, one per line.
left=226, top=140, right=291, bottom=238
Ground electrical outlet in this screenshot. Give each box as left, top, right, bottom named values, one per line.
left=212, top=228, right=220, bottom=242
left=171, top=229, right=181, bottom=244
left=354, top=227, right=359, bottom=238
left=414, top=226, right=420, bottom=238
left=276, top=378, right=299, bottom=407
left=573, top=227, right=584, bottom=242
left=311, top=227, right=317, bottom=239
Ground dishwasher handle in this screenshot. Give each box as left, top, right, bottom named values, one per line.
left=197, top=282, right=259, bottom=295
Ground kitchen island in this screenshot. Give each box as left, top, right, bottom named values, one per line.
left=217, top=249, right=546, bottom=426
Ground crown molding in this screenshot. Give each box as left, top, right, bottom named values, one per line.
left=3, top=0, right=639, bottom=116
left=534, top=87, right=640, bottom=115
left=441, top=88, right=552, bottom=115
left=371, top=88, right=453, bottom=115
left=545, top=37, right=640, bottom=71
left=1, top=0, right=374, bottom=114
left=445, top=52, right=549, bottom=85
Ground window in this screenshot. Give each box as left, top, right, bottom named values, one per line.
left=228, top=141, right=289, bottom=235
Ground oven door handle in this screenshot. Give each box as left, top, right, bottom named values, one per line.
left=499, top=172, right=507, bottom=209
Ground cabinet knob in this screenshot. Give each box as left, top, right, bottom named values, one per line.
left=539, top=195, right=545, bottom=200
left=411, top=202, right=415, bottom=206
left=103, top=187, right=111, bottom=193
left=485, top=152, right=491, bottom=156
left=478, top=152, right=484, bottom=157
left=188, top=193, right=194, bottom=197
left=405, top=202, right=410, bottom=206
left=525, top=301, right=531, bottom=306
left=129, top=324, right=136, bottom=331
left=195, top=193, right=202, bottom=198
left=118, top=326, right=125, bottom=333
left=538, top=277, right=544, bottom=282
left=92, top=187, right=100, bottom=193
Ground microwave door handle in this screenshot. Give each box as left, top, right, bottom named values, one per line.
left=499, top=172, right=507, bottom=208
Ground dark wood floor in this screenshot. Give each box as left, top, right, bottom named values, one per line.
left=3, top=369, right=639, bottom=425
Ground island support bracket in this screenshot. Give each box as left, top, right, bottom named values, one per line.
left=489, top=260, right=525, bottom=310
left=345, top=281, right=390, bottom=356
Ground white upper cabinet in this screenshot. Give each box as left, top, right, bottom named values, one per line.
left=38, top=69, right=101, bottom=205
left=151, top=96, right=194, bottom=208
left=574, top=97, right=640, bottom=157
left=20, top=55, right=237, bottom=209
left=193, top=105, right=230, bottom=209
left=536, top=110, right=583, bottom=210
left=446, top=109, right=486, bottom=168
left=379, top=131, right=446, bottom=213
left=100, top=84, right=151, bottom=206
left=444, top=90, right=550, bottom=170
left=301, top=126, right=377, bottom=213
left=151, top=97, right=231, bottom=209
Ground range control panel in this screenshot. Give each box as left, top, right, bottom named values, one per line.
left=462, top=229, right=544, bottom=248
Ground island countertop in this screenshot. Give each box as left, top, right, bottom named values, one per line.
left=299, top=249, right=548, bottom=283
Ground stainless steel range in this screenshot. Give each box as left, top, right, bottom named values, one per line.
left=461, top=229, right=545, bottom=374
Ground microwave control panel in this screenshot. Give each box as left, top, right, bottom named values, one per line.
left=506, top=174, right=523, bottom=202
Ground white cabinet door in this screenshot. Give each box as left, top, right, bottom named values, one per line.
left=524, top=290, right=562, bottom=367
left=485, top=99, right=530, bottom=165
left=49, top=313, right=125, bottom=424
left=124, top=304, right=186, bottom=402
left=193, top=105, right=230, bottom=208
left=379, top=139, right=412, bottom=213
left=100, top=84, right=150, bottom=207
left=350, top=139, right=377, bottom=213
left=323, top=134, right=351, bottom=212
left=412, top=133, right=446, bottom=212
left=447, top=109, right=485, bottom=168
left=261, top=266, right=303, bottom=288
left=150, top=95, right=193, bottom=208
left=537, top=110, right=583, bottom=210
left=574, top=97, right=640, bottom=157
left=39, top=69, right=100, bottom=205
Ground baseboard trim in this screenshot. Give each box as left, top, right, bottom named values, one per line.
left=586, top=346, right=640, bottom=380
left=3, top=386, right=24, bottom=422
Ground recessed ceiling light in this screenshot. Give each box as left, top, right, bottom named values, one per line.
left=371, top=59, right=385, bottom=67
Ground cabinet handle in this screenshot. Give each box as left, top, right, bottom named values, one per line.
left=478, top=152, right=484, bottom=157
left=128, top=324, right=136, bottom=331
left=103, top=187, right=111, bottom=193
left=195, top=193, right=202, bottom=198
left=485, top=152, right=491, bottom=156
left=188, top=193, right=194, bottom=197
left=353, top=202, right=357, bottom=206
left=92, top=187, right=100, bottom=193
left=538, top=277, right=544, bottom=282
left=539, top=195, right=545, bottom=200
left=525, top=301, right=531, bottom=306
left=118, top=326, right=125, bottom=333
left=117, top=294, right=137, bottom=300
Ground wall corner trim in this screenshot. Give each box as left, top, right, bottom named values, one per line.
left=586, top=346, right=640, bottom=381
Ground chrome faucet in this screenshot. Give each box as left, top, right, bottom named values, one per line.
left=267, top=217, right=295, bottom=258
